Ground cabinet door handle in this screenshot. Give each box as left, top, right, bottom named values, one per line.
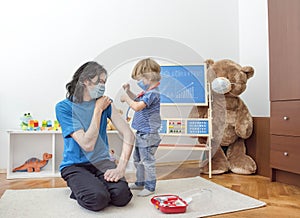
left=283, top=152, right=288, bottom=156
left=283, top=116, right=289, bottom=120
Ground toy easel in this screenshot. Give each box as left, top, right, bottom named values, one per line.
left=159, top=64, right=212, bottom=178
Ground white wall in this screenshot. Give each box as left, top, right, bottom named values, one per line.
left=0, top=0, right=269, bottom=170
left=239, top=0, right=270, bottom=116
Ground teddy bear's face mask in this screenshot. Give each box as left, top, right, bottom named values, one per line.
left=211, top=77, right=232, bottom=94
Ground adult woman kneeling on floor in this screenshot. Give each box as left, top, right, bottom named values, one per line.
left=55, top=61, right=134, bottom=211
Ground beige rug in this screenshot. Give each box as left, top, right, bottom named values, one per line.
left=0, top=176, right=265, bottom=218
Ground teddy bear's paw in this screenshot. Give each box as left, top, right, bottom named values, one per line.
left=200, top=169, right=228, bottom=175
left=230, top=167, right=254, bottom=175
left=200, top=164, right=229, bottom=175
left=199, top=145, right=230, bottom=175
left=229, top=156, right=257, bottom=175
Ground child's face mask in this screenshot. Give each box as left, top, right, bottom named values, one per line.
left=137, top=79, right=150, bottom=91
left=88, top=83, right=105, bottom=99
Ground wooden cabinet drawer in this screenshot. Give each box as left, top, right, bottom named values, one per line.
left=270, top=100, right=300, bottom=136
left=270, top=135, right=300, bottom=174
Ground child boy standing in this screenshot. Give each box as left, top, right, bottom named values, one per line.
left=121, top=58, right=161, bottom=197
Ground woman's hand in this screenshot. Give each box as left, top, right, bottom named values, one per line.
left=104, top=167, right=125, bottom=182
left=95, top=96, right=112, bottom=111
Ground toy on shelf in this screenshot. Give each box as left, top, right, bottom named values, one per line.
left=28, top=119, right=40, bottom=131
left=40, top=120, right=61, bottom=131
left=12, top=152, right=53, bottom=173
left=53, top=120, right=61, bottom=131
left=41, top=120, right=51, bottom=130
left=20, top=113, right=61, bottom=131
left=41, top=120, right=49, bottom=128
left=20, top=113, right=33, bottom=130
left=46, top=120, right=52, bottom=128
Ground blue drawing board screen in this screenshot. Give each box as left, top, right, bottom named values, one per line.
left=159, top=64, right=207, bottom=105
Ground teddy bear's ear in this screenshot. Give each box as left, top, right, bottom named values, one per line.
left=241, top=66, right=254, bottom=79
left=205, top=59, right=214, bottom=69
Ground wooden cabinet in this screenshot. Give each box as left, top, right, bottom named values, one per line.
left=270, top=135, right=300, bottom=174
left=268, top=0, right=300, bottom=186
left=270, top=101, right=300, bottom=136
left=268, top=0, right=300, bottom=101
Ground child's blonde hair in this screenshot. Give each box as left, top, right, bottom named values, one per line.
left=131, top=58, right=161, bottom=81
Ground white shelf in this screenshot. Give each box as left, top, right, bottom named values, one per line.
left=158, top=146, right=210, bottom=151
left=7, top=171, right=61, bottom=179
left=6, top=130, right=122, bottom=179
left=6, top=127, right=212, bottom=179
left=6, top=130, right=119, bottom=134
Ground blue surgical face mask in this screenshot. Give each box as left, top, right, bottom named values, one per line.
left=137, top=79, right=149, bottom=91
left=88, top=83, right=105, bottom=99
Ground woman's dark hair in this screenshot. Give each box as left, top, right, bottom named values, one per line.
left=66, top=61, right=107, bottom=103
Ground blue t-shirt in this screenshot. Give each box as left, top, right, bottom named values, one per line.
left=131, top=88, right=161, bottom=133
left=55, top=98, right=111, bottom=171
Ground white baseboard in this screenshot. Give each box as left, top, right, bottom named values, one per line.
left=0, top=169, right=6, bottom=174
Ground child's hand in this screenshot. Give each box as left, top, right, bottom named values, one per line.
left=122, top=83, right=130, bottom=91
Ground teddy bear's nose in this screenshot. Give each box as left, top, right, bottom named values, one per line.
left=211, top=77, right=231, bottom=94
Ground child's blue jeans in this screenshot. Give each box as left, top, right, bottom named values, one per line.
left=133, top=132, right=161, bottom=192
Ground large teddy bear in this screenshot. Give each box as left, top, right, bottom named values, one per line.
left=189, top=59, right=257, bottom=175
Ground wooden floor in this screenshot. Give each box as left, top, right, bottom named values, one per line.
left=1, top=162, right=300, bottom=218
